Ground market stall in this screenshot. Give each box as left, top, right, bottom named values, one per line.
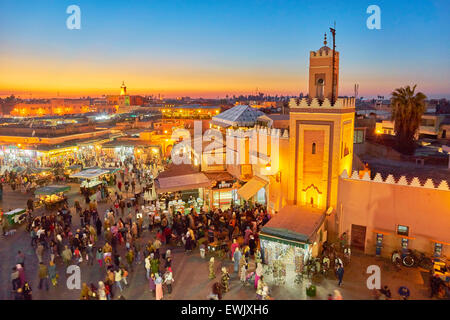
left=34, top=185, right=70, bottom=209
left=23, top=167, right=55, bottom=186
left=4, top=208, right=26, bottom=226
left=80, top=179, right=106, bottom=199
left=259, top=205, right=327, bottom=287
left=64, top=164, right=83, bottom=180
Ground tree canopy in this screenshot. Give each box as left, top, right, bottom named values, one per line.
left=390, top=85, right=427, bottom=155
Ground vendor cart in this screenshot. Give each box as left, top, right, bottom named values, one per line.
left=4, top=208, right=26, bottom=226
left=433, top=258, right=450, bottom=283
left=207, top=241, right=229, bottom=260
left=34, top=185, right=70, bottom=210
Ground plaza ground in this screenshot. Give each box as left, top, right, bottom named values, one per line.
left=0, top=183, right=437, bottom=300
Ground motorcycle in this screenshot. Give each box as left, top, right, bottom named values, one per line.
left=392, top=249, right=433, bottom=270
left=391, top=250, right=402, bottom=271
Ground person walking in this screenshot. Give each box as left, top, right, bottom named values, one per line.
left=11, top=267, right=20, bottom=291
left=155, top=273, right=163, bottom=300
left=163, top=267, right=174, bottom=294
left=336, top=264, right=344, bottom=286
left=36, top=243, right=44, bottom=264
left=38, top=262, right=49, bottom=291
left=126, top=248, right=134, bottom=272
left=114, top=268, right=123, bottom=292
left=220, top=267, right=230, bottom=293
left=149, top=273, right=156, bottom=296
left=48, top=261, right=58, bottom=287
left=240, top=263, right=247, bottom=286
left=233, top=247, right=242, bottom=273
left=98, top=281, right=107, bottom=300
left=86, top=242, right=94, bottom=266
left=62, top=245, right=72, bottom=266
left=208, top=257, right=216, bottom=279
left=96, top=248, right=104, bottom=267
left=16, top=250, right=25, bottom=268
left=255, top=263, right=263, bottom=289
left=145, top=255, right=151, bottom=279
left=150, top=253, right=160, bottom=275
left=23, top=282, right=32, bottom=300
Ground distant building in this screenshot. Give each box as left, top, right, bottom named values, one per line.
left=106, top=82, right=145, bottom=114
left=9, top=98, right=94, bottom=117
left=375, top=113, right=450, bottom=139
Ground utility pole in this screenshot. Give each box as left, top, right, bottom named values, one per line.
left=330, top=22, right=336, bottom=105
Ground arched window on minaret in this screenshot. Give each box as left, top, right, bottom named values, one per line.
left=312, top=143, right=316, bottom=154
left=316, top=78, right=324, bottom=100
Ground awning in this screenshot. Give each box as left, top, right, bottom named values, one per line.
left=210, top=120, right=231, bottom=128
left=260, top=205, right=326, bottom=244
left=237, top=176, right=267, bottom=200
left=156, top=172, right=212, bottom=193
left=70, top=168, right=110, bottom=180
left=81, top=180, right=104, bottom=189
left=35, top=185, right=71, bottom=195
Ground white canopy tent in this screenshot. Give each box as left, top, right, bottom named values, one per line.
left=70, top=168, right=110, bottom=180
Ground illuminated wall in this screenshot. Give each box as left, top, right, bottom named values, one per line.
left=10, top=99, right=93, bottom=116
left=338, top=172, right=450, bottom=257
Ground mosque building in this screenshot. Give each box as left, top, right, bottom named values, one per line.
left=256, top=34, right=450, bottom=282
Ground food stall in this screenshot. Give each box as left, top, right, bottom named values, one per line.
left=23, top=167, right=54, bottom=186
left=34, top=185, right=70, bottom=209
left=80, top=180, right=106, bottom=200
left=70, top=168, right=111, bottom=200
left=64, top=164, right=83, bottom=181
left=99, top=167, right=122, bottom=186
left=4, top=208, right=26, bottom=226
left=11, top=166, right=26, bottom=174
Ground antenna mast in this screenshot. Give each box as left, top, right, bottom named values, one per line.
left=330, top=22, right=336, bottom=105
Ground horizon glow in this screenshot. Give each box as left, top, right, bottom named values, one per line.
left=0, top=0, right=449, bottom=99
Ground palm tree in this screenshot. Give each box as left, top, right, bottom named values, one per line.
left=390, top=85, right=427, bottom=154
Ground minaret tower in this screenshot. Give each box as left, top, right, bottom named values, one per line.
left=308, top=33, right=339, bottom=102
left=120, top=81, right=127, bottom=96
left=288, top=31, right=354, bottom=215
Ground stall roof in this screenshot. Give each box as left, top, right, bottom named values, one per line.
left=156, top=164, right=199, bottom=179
left=70, top=168, right=110, bottom=180
left=67, top=164, right=82, bottom=170
left=81, top=180, right=104, bottom=188
left=212, top=105, right=264, bottom=127
left=260, top=205, right=326, bottom=244
left=204, top=171, right=235, bottom=182
left=85, top=166, right=123, bottom=174
left=237, top=176, right=267, bottom=200
left=23, top=167, right=53, bottom=175
left=35, top=185, right=70, bottom=195
left=156, top=172, right=211, bottom=193
left=101, top=140, right=155, bottom=148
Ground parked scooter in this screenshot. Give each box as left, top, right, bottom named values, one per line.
left=391, top=249, right=433, bottom=270
left=391, top=250, right=402, bottom=271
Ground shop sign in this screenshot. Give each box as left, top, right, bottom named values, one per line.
left=215, top=180, right=233, bottom=189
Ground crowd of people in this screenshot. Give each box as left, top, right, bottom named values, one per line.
left=3, top=152, right=446, bottom=301
left=3, top=151, right=278, bottom=300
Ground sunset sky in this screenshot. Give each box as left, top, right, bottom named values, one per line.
left=0, top=0, right=449, bottom=99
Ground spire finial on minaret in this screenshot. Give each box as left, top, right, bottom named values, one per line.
left=324, top=33, right=327, bottom=46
